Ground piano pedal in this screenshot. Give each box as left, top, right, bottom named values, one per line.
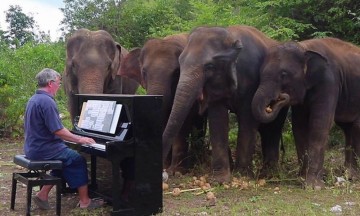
left=121, top=179, right=135, bottom=203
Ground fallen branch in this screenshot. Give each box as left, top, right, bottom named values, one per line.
left=266, top=178, right=298, bottom=182
left=193, top=188, right=214, bottom=195
left=164, top=187, right=202, bottom=195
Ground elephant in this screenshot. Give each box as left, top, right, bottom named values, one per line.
left=119, top=33, right=207, bottom=174
left=251, top=37, right=360, bottom=189
left=63, top=28, right=139, bottom=123
left=162, top=25, right=288, bottom=183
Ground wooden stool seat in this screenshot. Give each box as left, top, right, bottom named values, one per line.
left=10, top=154, right=63, bottom=216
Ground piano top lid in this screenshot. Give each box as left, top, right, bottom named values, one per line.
left=75, top=94, right=162, bottom=97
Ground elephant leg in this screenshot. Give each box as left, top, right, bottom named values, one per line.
left=169, top=111, right=207, bottom=174
left=291, top=106, right=310, bottom=178
left=234, top=114, right=258, bottom=178
left=305, top=107, right=334, bottom=189
left=188, top=114, right=208, bottom=167
left=350, top=119, right=360, bottom=180
left=168, top=128, right=190, bottom=175
left=336, top=122, right=356, bottom=179
left=208, top=104, right=231, bottom=183
left=258, top=107, right=288, bottom=178
left=163, top=148, right=172, bottom=169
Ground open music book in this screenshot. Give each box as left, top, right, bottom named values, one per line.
left=78, top=100, right=122, bottom=134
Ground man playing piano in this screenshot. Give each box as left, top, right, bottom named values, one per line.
left=23, top=68, right=104, bottom=209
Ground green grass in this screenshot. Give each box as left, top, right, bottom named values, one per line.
left=159, top=129, right=360, bottom=216
left=160, top=168, right=360, bottom=215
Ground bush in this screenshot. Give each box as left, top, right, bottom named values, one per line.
left=0, top=41, right=66, bottom=137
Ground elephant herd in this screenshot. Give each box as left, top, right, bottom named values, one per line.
left=63, top=26, right=360, bottom=190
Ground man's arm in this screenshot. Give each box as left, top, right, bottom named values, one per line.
left=54, top=128, right=95, bottom=144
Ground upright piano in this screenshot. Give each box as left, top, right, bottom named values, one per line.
left=66, top=94, right=163, bottom=216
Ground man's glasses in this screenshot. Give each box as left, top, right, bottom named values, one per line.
left=51, top=80, right=62, bottom=86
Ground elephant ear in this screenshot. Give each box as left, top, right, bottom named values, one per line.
left=210, top=39, right=242, bottom=91
left=64, top=35, right=82, bottom=95
left=212, top=40, right=243, bottom=62
left=304, top=50, right=328, bottom=87
left=118, top=48, right=143, bottom=86
left=110, top=43, right=124, bottom=80
left=64, top=35, right=78, bottom=79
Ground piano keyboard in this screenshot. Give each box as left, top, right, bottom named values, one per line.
left=83, top=143, right=106, bottom=151
left=67, top=140, right=106, bottom=151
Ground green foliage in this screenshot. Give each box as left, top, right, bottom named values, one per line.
left=254, top=0, right=360, bottom=43
left=60, top=0, right=123, bottom=36
left=4, top=5, right=36, bottom=48
left=228, top=113, right=238, bottom=149
left=2, top=0, right=360, bottom=142
left=0, top=42, right=66, bottom=137
left=59, top=0, right=360, bottom=47
left=328, top=125, right=344, bottom=147
left=249, top=0, right=312, bottom=41
left=117, top=0, right=191, bottom=48
left=1, top=5, right=52, bottom=48
left=136, top=86, right=146, bottom=95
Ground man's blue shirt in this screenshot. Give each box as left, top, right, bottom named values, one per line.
left=24, top=90, right=67, bottom=160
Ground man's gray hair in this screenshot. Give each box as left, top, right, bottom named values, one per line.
left=36, top=68, right=61, bottom=87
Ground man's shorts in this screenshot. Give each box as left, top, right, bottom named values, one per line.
left=50, top=148, right=88, bottom=189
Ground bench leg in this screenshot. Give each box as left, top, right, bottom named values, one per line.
left=11, top=172, right=63, bottom=216
left=56, top=181, right=61, bottom=216
left=26, top=183, right=33, bottom=216
left=10, top=173, right=17, bottom=210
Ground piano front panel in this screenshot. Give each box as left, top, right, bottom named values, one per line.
left=67, top=94, right=163, bottom=216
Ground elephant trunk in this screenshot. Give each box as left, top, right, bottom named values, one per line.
left=147, top=81, right=172, bottom=125
left=162, top=66, right=203, bottom=162
left=77, top=70, right=106, bottom=94
left=251, top=84, right=289, bottom=123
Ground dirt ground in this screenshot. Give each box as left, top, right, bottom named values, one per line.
left=0, top=138, right=207, bottom=216
left=1, top=138, right=126, bottom=216
left=2, top=138, right=360, bottom=216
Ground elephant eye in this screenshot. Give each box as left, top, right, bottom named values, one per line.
left=71, top=61, right=78, bottom=74
left=204, top=63, right=216, bottom=72
left=142, top=68, right=148, bottom=81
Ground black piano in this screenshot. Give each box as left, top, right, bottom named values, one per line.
left=66, top=94, right=163, bottom=216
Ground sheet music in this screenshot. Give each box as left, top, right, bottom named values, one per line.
left=110, top=104, right=122, bottom=134
left=78, top=100, right=117, bottom=133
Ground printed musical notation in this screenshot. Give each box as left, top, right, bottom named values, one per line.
left=78, top=100, right=122, bottom=134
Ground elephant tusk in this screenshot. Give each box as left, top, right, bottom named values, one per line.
left=265, top=93, right=289, bottom=113
left=265, top=106, right=273, bottom=113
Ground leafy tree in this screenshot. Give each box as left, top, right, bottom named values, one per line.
left=61, top=0, right=190, bottom=48
left=298, top=0, right=360, bottom=43
left=0, top=29, right=11, bottom=50
left=253, top=0, right=360, bottom=43
left=117, top=0, right=190, bottom=48
left=5, top=5, right=36, bottom=48
left=60, top=0, right=123, bottom=38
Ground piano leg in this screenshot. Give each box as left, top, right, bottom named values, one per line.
left=111, top=157, right=134, bottom=216
left=89, top=155, right=98, bottom=190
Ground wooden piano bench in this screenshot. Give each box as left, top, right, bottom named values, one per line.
left=10, top=154, right=63, bottom=216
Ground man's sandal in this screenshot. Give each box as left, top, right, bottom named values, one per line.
left=33, top=196, right=50, bottom=210
left=77, top=198, right=104, bottom=209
